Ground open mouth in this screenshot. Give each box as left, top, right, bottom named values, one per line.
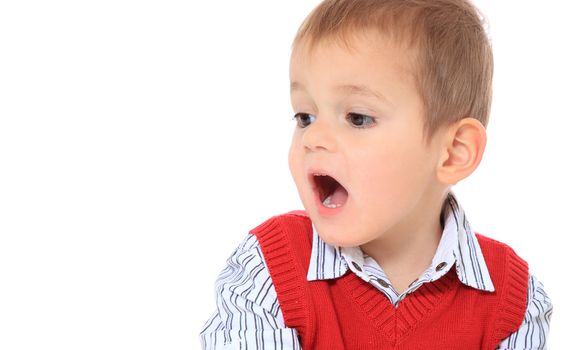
left=311, top=173, right=349, bottom=209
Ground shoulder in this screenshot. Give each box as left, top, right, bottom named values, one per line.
left=247, top=210, right=314, bottom=281
left=474, top=233, right=529, bottom=283
left=249, top=210, right=310, bottom=233
left=474, top=232, right=528, bottom=269
left=474, top=233, right=530, bottom=304
left=472, top=233, right=536, bottom=343
left=200, top=233, right=300, bottom=347
left=215, top=234, right=267, bottom=285
left=212, top=233, right=285, bottom=316
left=250, top=210, right=313, bottom=253
left=474, top=232, right=518, bottom=251
left=497, top=273, right=553, bottom=348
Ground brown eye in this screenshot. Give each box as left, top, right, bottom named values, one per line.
left=346, top=113, right=376, bottom=128
left=293, top=113, right=316, bottom=128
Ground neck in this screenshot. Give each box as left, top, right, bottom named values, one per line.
left=360, top=192, right=446, bottom=293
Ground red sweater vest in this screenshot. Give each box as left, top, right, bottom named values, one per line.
left=250, top=211, right=529, bottom=350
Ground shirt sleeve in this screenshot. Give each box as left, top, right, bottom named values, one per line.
left=497, top=274, right=553, bottom=349
left=199, top=234, right=302, bottom=350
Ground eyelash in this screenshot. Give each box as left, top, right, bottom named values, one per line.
left=292, top=112, right=377, bottom=129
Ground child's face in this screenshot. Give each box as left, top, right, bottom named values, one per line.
left=288, top=33, right=447, bottom=247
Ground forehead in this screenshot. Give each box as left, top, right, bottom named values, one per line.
left=289, top=31, right=417, bottom=96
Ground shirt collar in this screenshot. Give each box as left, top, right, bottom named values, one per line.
left=306, top=191, right=495, bottom=292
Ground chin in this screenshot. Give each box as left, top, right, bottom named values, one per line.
left=315, top=226, right=365, bottom=248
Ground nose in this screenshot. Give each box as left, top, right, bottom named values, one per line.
left=301, top=117, right=337, bottom=152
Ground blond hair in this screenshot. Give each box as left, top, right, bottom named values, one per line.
left=292, top=0, right=493, bottom=143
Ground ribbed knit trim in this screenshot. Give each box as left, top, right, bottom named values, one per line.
left=474, top=233, right=529, bottom=347
left=249, top=213, right=312, bottom=347
left=338, top=267, right=459, bottom=345
left=493, top=245, right=529, bottom=343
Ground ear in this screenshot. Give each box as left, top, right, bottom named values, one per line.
left=436, top=118, right=487, bottom=185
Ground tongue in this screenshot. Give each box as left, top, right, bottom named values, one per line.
left=328, top=184, right=348, bottom=206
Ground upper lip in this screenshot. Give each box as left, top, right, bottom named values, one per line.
left=308, top=167, right=337, bottom=180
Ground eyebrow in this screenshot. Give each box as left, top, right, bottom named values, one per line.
left=290, top=81, right=390, bottom=104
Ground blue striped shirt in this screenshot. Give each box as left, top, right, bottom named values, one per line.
left=200, top=192, right=552, bottom=349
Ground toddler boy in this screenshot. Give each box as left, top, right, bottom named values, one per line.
left=200, top=0, right=552, bottom=348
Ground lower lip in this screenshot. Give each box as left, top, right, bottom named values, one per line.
left=314, top=194, right=348, bottom=217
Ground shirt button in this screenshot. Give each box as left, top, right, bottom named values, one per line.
left=377, top=278, right=390, bottom=288
left=435, top=262, right=447, bottom=272
left=351, top=261, right=363, bottom=272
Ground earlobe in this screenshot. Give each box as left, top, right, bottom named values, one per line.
left=437, top=118, right=487, bottom=185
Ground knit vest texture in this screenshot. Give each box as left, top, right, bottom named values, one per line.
left=250, top=211, right=529, bottom=350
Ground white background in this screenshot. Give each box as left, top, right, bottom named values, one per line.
left=0, top=1, right=564, bottom=349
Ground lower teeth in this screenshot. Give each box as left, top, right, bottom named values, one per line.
left=322, top=195, right=341, bottom=209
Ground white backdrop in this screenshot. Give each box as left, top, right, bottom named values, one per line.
left=0, top=1, right=564, bottom=349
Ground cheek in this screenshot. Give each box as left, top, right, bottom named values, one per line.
left=287, top=140, right=303, bottom=183
left=351, top=141, right=430, bottom=198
